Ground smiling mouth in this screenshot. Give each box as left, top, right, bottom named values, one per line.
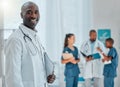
left=30, top=19, right=38, bottom=24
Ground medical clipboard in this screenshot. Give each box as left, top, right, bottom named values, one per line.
left=44, top=52, right=55, bottom=77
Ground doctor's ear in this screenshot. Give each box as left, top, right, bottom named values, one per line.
left=20, top=12, right=23, bottom=18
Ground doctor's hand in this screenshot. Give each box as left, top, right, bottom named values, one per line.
left=86, top=57, right=93, bottom=62
left=102, top=56, right=110, bottom=62
left=69, top=58, right=77, bottom=64
left=71, top=60, right=77, bottom=64
left=102, top=59, right=105, bottom=62
left=70, top=59, right=80, bottom=64
left=104, top=56, right=110, bottom=61
left=69, top=57, right=75, bottom=62
left=97, top=47, right=102, bottom=53
left=47, top=73, right=56, bottom=83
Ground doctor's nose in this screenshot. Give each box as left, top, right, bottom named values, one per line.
left=30, top=13, right=37, bottom=19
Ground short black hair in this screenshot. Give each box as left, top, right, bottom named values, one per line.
left=21, top=1, right=38, bottom=14
left=106, top=38, right=114, bottom=45
left=89, top=30, right=96, bottom=35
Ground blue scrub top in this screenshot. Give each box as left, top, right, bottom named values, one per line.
left=62, top=46, right=80, bottom=77
left=103, top=47, right=119, bottom=77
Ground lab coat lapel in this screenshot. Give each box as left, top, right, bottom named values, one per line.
left=82, top=41, right=91, bottom=55
left=19, top=24, right=37, bottom=43
left=19, top=24, right=38, bottom=50
left=93, top=40, right=99, bottom=53
left=88, top=40, right=92, bottom=55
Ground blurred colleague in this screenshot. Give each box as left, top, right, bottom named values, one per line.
left=61, top=33, right=80, bottom=87
left=80, top=30, right=105, bottom=87
left=98, top=38, right=118, bottom=87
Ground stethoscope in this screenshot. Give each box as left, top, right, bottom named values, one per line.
left=83, top=40, right=101, bottom=54
left=83, top=42, right=90, bottom=54
left=19, top=26, right=55, bottom=76
left=19, top=26, right=38, bottom=56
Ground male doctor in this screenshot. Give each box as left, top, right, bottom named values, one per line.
left=81, top=30, right=105, bottom=87
left=5, top=2, right=55, bottom=87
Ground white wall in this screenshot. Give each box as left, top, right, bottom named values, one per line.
left=92, top=0, right=120, bottom=87
left=45, top=0, right=92, bottom=86
left=0, top=1, right=4, bottom=86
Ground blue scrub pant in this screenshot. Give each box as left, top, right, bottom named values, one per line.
left=104, top=77, right=114, bottom=87
left=66, top=75, right=78, bottom=87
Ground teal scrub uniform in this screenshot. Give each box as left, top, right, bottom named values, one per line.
left=103, top=47, right=118, bottom=87
left=62, top=46, right=80, bottom=87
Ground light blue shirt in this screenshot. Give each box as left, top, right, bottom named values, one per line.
left=90, top=41, right=95, bottom=54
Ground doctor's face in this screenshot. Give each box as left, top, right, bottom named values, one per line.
left=68, top=35, right=75, bottom=45
left=21, top=3, right=40, bottom=30
left=90, top=32, right=97, bottom=42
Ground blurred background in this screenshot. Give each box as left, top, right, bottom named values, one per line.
left=0, top=0, right=120, bottom=87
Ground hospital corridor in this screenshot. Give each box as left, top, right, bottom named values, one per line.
left=0, top=0, right=120, bottom=87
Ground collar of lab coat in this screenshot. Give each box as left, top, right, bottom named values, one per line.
left=19, top=24, right=37, bottom=40
left=88, top=39, right=99, bottom=54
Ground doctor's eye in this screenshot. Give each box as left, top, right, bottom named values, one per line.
left=26, top=10, right=32, bottom=15
left=35, top=10, right=39, bottom=14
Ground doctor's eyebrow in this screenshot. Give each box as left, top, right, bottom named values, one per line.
left=26, top=9, right=39, bottom=14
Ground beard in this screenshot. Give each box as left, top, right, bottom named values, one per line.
left=90, top=39, right=96, bottom=42
left=23, top=17, right=39, bottom=29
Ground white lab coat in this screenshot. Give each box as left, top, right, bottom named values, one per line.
left=81, top=39, right=105, bottom=79
left=4, top=24, right=54, bottom=87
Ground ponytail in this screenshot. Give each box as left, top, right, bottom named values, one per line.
left=64, top=33, right=74, bottom=48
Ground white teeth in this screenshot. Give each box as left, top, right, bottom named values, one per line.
left=31, top=19, right=36, bottom=21
left=31, top=19, right=37, bottom=23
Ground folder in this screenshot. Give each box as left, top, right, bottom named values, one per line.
left=104, top=60, right=111, bottom=64
left=80, top=51, right=101, bottom=59
left=44, top=52, right=55, bottom=76
left=62, top=53, right=74, bottom=59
